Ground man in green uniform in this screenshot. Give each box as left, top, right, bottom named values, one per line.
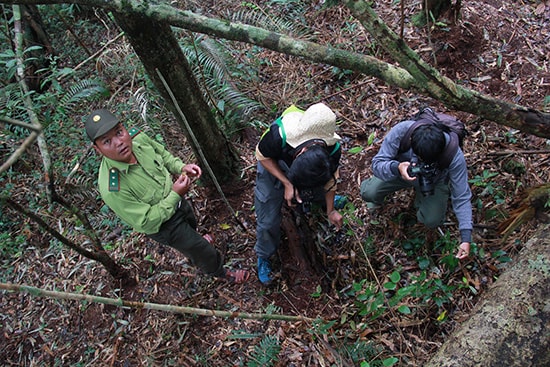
left=85, top=109, right=249, bottom=283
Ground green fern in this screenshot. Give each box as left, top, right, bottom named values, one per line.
left=339, top=339, right=383, bottom=365
left=180, top=35, right=263, bottom=132
left=58, top=79, right=110, bottom=113
left=230, top=1, right=312, bottom=38
left=247, top=335, right=281, bottom=367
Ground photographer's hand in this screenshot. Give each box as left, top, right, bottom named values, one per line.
left=399, top=161, right=416, bottom=181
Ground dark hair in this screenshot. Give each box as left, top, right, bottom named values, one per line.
left=287, top=144, right=332, bottom=189
left=411, top=124, right=446, bottom=163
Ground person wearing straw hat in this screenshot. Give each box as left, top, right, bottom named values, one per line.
left=254, top=102, right=344, bottom=285
left=84, top=109, right=249, bottom=283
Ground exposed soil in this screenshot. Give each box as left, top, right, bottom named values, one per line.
left=1, top=1, right=549, bottom=366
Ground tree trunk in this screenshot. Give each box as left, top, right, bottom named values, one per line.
left=2, top=4, right=54, bottom=92
left=425, top=224, right=550, bottom=367
left=2, top=0, right=549, bottom=139
left=113, top=13, right=240, bottom=183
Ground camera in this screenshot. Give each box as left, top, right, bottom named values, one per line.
left=407, top=162, right=438, bottom=196
left=292, top=186, right=325, bottom=213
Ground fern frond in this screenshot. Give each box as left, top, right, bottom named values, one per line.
left=0, top=83, right=26, bottom=120
left=191, top=37, right=232, bottom=82
left=179, top=36, right=263, bottom=131
left=229, top=2, right=312, bottom=39
left=59, top=79, right=110, bottom=113
left=339, top=338, right=383, bottom=364
left=247, top=335, right=281, bottom=367
left=230, top=10, right=310, bottom=38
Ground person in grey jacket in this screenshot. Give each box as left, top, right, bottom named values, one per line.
left=360, top=119, right=472, bottom=260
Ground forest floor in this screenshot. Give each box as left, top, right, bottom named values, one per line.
left=1, top=1, right=549, bottom=366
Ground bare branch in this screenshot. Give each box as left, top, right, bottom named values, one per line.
left=0, top=282, right=317, bottom=322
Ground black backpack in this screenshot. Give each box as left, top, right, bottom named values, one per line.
left=398, top=107, right=467, bottom=168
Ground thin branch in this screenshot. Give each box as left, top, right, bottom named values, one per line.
left=2, top=197, right=129, bottom=279
left=65, top=31, right=125, bottom=77
left=3, top=197, right=99, bottom=260
left=0, top=130, right=40, bottom=173
left=0, top=115, right=42, bottom=131
left=12, top=4, right=53, bottom=202
left=0, top=282, right=317, bottom=322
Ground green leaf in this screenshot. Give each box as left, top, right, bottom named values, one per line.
left=348, top=146, right=363, bottom=154
left=367, top=131, right=376, bottom=145
left=389, top=271, right=401, bottom=283
left=417, top=257, right=431, bottom=269
left=383, top=357, right=399, bottom=366
left=397, top=305, right=411, bottom=314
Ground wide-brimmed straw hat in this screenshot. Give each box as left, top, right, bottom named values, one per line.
left=281, top=103, right=341, bottom=147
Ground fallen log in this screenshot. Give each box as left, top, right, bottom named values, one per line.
left=425, top=224, right=550, bottom=367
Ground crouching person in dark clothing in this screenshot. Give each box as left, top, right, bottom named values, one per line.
left=360, top=114, right=473, bottom=260
left=254, top=103, right=344, bottom=285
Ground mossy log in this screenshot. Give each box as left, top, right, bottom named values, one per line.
left=425, top=224, right=550, bottom=367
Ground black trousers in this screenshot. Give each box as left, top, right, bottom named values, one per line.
left=147, top=200, right=225, bottom=277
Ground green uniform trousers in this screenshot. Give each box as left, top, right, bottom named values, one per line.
left=147, top=199, right=225, bottom=277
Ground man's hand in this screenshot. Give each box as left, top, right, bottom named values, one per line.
left=172, top=174, right=192, bottom=196
left=284, top=183, right=299, bottom=207
left=328, top=210, right=343, bottom=230
left=398, top=161, right=416, bottom=181
left=182, top=164, right=202, bottom=179
left=455, top=242, right=470, bottom=260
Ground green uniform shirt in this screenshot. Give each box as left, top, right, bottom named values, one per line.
left=98, top=131, right=184, bottom=234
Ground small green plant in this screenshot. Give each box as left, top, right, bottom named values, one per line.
left=491, top=249, right=512, bottom=268
left=338, top=338, right=384, bottom=365
left=348, top=146, right=364, bottom=154
left=331, top=66, right=354, bottom=81
left=347, top=268, right=460, bottom=322
left=310, top=284, right=322, bottom=298
left=402, top=237, right=425, bottom=257
left=434, top=230, right=459, bottom=271
left=0, top=230, right=25, bottom=259
left=469, top=170, right=506, bottom=202
left=458, top=276, right=478, bottom=295
left=504, top=129, right=519, bottom=144
left=247, top=335, right=281, bottom=367
left=339, top=200, right=364, bottom=233
left=469, top=169, right=506, bottom=219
